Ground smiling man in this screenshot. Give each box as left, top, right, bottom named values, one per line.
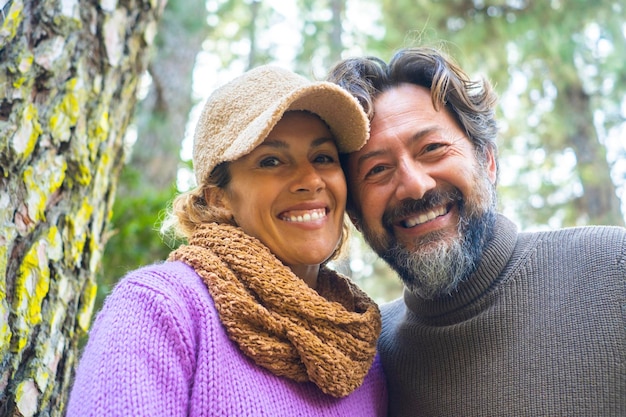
left=327, top=47, right=626, bottom=417
left=346, top=82, right=497, bottom=300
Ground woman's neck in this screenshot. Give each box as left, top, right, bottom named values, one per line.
left=288, top=264, right=320, bottom=289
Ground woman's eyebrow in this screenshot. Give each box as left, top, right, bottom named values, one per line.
left=310, top=137, right=335, bottom=148
left=255, top=139, right=288, bottom=150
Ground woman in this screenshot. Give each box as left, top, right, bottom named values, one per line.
left=66, top=65, right=386, bottom=416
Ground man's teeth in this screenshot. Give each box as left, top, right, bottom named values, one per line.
left=402, top=206, right=447, bottom=228
left=282, top=208, right=326, bottom=223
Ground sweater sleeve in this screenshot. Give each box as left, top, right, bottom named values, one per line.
left=66, top=265, right=197, bottom=416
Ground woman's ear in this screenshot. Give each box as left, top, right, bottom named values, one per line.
left=204, top=186, right=231, bottom=212
left=203, top=185, right=238, bottom=226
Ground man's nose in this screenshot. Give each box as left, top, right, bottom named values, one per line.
left=394, top=160, right=436, bottom=201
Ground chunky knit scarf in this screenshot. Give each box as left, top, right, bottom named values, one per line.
left=168, top=223, right=381, bottom=398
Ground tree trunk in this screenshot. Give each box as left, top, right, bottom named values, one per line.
left=248, top=0, right=261, bottom=70
left=0, top=0, right=167, bottom=415
left=128, top=0, right=208, bottom=191
left=564, top=84, right=625, bottom=226
left=329, top=0, right=345, bottom=65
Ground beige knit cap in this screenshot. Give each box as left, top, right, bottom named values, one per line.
left=192, top=65, right=369, bottom=185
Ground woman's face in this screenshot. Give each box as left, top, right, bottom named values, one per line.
left=222, top=111, right=347, bottom=269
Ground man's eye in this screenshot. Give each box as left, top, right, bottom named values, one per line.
left=259, top=157, right=280, bottom=167
left=424, top=143, right=444, bottom=153
left=366, top=165, right=387, bottom=177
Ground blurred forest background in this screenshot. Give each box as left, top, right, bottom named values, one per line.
left=1, top=1, right=624, bottom=413
left=102, top=0, right=625, bottom=311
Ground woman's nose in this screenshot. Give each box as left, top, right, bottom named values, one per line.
left=290, top=164, right=325, bottom=193
left=394, top=160, right=436, bottom=201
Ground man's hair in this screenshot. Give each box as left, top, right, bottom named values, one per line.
left=327, top=47, right=499, bottom=175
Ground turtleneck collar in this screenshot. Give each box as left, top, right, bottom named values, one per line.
left=403, top=214, right=518, bottom=324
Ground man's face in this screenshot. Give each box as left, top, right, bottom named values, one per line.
left=345, top=83, right=498, bottom=298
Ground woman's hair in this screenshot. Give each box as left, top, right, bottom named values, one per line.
left=160, top=162, right=236, bottom=243
left=327, top=47, right=499, bottom=174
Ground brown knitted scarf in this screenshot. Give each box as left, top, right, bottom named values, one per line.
left=168, top=222, right=381, bottom=398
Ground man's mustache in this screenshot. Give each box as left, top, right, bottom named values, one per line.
left=382, top=188, right=463, bottom=230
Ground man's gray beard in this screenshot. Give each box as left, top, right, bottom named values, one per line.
left=384, top=230, right=471, bottom=299
left=380, top=209, right=495, bottom=299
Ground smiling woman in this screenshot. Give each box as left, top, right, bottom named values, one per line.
left=65, top=65, right=387, bottom=417
left=221, top=111, right=347, bottom=287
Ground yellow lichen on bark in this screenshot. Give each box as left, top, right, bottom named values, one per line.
left=12, top=103, right=42, bottom=159
left=1, top=0, right=168, bottom=414
left=22, top=155, right=67, bottom=225
left=13, top=238, right=52, bottom=351
left=77, top=278, right=97, bottom=333
left=0, top=246, right=11, bottom=359
left=49, top=78, right=85, bottom=143
left=0, top=0, right=24, bottom=47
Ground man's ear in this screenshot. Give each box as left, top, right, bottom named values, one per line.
left=485, top=147, right=498, bottom=184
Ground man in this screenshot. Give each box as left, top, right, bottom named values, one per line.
left=327, top=47, right=626, bottom=416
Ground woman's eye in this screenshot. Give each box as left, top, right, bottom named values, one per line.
left=313, top=154, right=335, bottom=164
left=259, top=157, right=280, bottom=167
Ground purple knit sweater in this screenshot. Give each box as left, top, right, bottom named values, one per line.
left=66, top=261, right=387, bottom=416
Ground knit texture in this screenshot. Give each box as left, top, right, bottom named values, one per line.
left=168, top=222, right=381, bottom=398
left=379, top=214, right=626, bottom=417
left=192, top=65, right=369, bottom=184
left=66, top=262, right=387, bottom=416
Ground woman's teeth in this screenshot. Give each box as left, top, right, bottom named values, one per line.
left=282, top=208, right=327, bottom=223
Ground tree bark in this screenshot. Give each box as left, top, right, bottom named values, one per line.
left=0, top=0, right=166, bottom=415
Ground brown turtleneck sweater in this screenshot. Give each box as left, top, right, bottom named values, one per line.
left=379, top=214, right=626, bottom=417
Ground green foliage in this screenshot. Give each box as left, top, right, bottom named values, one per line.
left=96, top=0, right=625, bottom=308
left=204, top=0, right=278, bottom=69
left=371, top=0, right=625, bottom=228
left=95, top=165, right=176, bottom=312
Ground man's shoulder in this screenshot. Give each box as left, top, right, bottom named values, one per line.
left=522, top=224, right=626, bottom=247
left=516, top=224, right=626, bottom=272
left=379, top=297, right=407, bottom=329
left=378, top=297, right=406, bottom=351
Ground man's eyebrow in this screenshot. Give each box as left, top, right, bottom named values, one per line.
left=355, top=148, right=388, bottom=168
left=355, top=127, right=438, bottom=168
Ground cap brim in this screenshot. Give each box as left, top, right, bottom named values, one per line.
left=222, top=82, right=369, bottom=163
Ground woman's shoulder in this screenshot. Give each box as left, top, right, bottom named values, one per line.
left=101, top=261, right=214, bottom=325
left=114, top=260, right=206, bottom=297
